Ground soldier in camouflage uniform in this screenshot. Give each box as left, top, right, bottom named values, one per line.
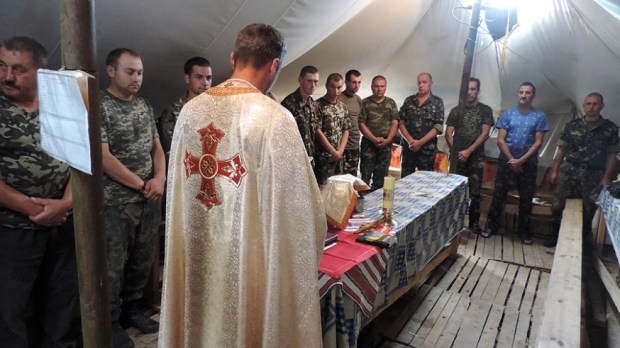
left=315, top=73, right=350, bottom=185
left=545, top=93, right=620, bottom=247
left=359, top=75, right=400, bottom=191
left=281, top=65, right=319, bottom=166
left=0, top=37, right=78, bottom=346
left=399, top=72, right=444, bottom=176
left=445, top=78, right=494, bottom=233
left=340, top=69, right=363, bottom=176
left=157, top=56, right=212, bottom=159
left=100, top=48, right=166, bottom=346
left=483, top=82, right=549, bottom=245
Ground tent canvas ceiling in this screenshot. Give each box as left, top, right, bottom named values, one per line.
left=1, top=0, right=619, bottom=170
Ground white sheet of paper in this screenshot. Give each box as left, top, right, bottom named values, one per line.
left=38, top=69, right=92, bottom=174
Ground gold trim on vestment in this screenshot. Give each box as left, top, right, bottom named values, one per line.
left=207, top=86, right=259, bottom=96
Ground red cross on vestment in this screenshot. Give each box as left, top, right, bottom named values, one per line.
left=184, top=123, right=248, bottom=210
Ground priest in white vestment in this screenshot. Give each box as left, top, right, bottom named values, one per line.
left=158, top=24, right=327, bottom=347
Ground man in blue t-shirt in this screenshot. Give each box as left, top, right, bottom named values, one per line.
left=482, top=82, right=549, bottom=244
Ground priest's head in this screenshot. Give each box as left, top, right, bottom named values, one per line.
left=230, top=23, right=287, bottom=93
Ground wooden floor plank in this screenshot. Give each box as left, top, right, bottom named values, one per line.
left=470, top=259, right=497, bottom=299
left=483, top=235, right=495, bottom=260
left=496, top=310, right=519, bottom=347
left=460, top=258, right=487, bottom=297
left=384, top=284, right=434, bottom=340
left=479, top=260, right=509, bottom=301
left=494, top=263, right=518, bottom=306
left=531, top=240, right=548, bottom=270
left=530, top=271, right=550, bottom=344
left=465, top=230, right=477, bottom=256
left=452, top=298, right=493, bottom=347
left=494, top=234, right=503, bottom=260
left=458, top=230, right=470, bottom=255
left=477, top=303, right=505, bottom=348
left=541, top=246, right=554, bottom=270
left=425, top=295, right=470, bottom=348
left=503, top=233, right=515, bottom=264
left=374, top=196, right=559, bottom=348
left=522, top=241, right=536, bottom=268
left=512, top=234, right=525, bottom=265
left=513, top=269, right=540, bottom=347
left=436, top=254, right=469, bottom=290
left=409, top=291, right=453, bottom=347
left=395, top=287, right=444, bottom=344
left=506, top=266, right=530, bottom=310
left=380, top=341, right=413, bottom=348
left=448, top=256, right=479, bottom=294
left=418, top=293, right=463, bottom=348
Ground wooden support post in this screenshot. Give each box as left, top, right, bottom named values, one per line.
left=449, top=0, right=481, bottom=174
left=60, top=1, right=112, bottom=346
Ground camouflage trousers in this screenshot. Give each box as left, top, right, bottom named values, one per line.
left=401, top=146, right=435, bottom=178
left=551, top=162, right=603, bottom=237
left=455, top=153, right=484, bottom=226
left=104, top=200, right=160, bottom=321
left=343, top=148, right=360, bottom=177
left=360, top=137, right=391, bottom=191
left=314, top=152, right=344, bottom=185
left=486, top=160, right=537, bottom=234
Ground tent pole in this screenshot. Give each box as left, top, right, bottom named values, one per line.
left=449, top=0, right=482, bottom=174
left=60, top=1, right=112, bottom=346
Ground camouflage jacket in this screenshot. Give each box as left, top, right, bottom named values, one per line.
left=100, top=90, right=157, bottom=205
left=281, top=88, right=318, bottom=158
left=0, top=93, right=70, bottom=228
left=339, top=92, right=363, bottom=149
left=157, top=96, right=186, bottom=156
left=560, top=116, right=620, bottom=170
left=360, top=96, right=399, bottom=138
left=399, top=93, right=444, bottom=154
left=316, top=97, right=351, bottom=154
left=446, top=102, right=494, bottom=157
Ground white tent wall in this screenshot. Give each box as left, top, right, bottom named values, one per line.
left=1, top=0, right=619, bottom=177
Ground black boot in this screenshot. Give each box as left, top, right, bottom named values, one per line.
left=112, top=321, right=134, bottom=348
left=119, top=301, right=159, bottom=334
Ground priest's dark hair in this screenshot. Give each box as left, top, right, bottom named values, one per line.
left=233, top=23, right=286, bottom=70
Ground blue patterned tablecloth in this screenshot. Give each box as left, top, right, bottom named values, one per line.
left=321, top=171, right=469, bottom=347
left=364, top=171, right=469, bottom=307
left=597, top=188, right=620, bottom=265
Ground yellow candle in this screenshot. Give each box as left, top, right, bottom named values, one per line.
left=383, top=176, right=395, bottom=213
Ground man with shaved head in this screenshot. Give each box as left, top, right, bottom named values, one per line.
left=399, top=72, right=445, bottom=176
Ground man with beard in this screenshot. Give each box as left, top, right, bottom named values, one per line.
left=158, top=24, right=326, bottom=347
